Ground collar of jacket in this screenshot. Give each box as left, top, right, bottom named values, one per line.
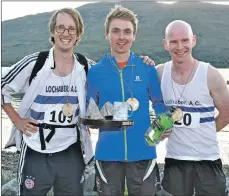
left=105, top=51, right=136, bottom=68
left=50, top=47, right=85, bottom=73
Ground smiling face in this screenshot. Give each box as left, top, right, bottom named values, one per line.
left=51, top=12, right=78, bottom=52
left=163, top=21, right=196, bottom=64
left=106, top=18, right=136, bottom=57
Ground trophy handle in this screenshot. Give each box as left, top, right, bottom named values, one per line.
left=128, top=104, right=134, bottom=117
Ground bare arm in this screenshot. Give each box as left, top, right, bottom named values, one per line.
left=208, top=66, right=229, bottom=132
left=2, top=104, right=21, bottom=124
left=155, top=64, right=164, bottom=81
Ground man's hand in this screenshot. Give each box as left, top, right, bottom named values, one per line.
left=88, top=125, right=100, bottom=129
left=2, top=103, right=38, bottom=136
left=14, top=117, right=38, bottom=136
left=160, top=128, right=172, bottom=141
left=140, top=55, right=155, bottom=66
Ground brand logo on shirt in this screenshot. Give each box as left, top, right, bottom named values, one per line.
left=134, top=76, right=142, bottom=82
left=96, top=176, right=102, bottom=193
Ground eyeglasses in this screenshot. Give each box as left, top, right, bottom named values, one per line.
left=55, top=25, right=77, bottom=35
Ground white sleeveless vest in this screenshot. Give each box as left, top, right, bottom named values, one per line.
left=161, top=61, right=220, bottom=161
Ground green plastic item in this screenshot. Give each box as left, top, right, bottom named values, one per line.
left=145, top=107, right=176, bottom=146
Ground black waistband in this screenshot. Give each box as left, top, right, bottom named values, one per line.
left=32, top=123, right=78, bottom=150
left=34, top=123, right=77, bottom=129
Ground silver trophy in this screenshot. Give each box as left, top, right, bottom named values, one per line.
left=100, top=102, right=114, bottom=120
left=86, top=98, right=104, bottom=120
left=80, top=99, right=134, bottom=129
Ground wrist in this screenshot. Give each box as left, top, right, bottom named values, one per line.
left=11, top=115, right=21, bottom=125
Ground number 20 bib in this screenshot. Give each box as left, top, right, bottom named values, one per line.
left=173, top=111, right=201, bottom=128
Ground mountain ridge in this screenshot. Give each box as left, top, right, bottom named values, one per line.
left=2, top=2, right=229, bottom=68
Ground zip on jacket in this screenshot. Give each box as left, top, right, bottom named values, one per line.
left=87, top=52, right=168, bottom=162
left=119, top=68, right=128, bottom=161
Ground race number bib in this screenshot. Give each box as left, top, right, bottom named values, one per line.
left=173, top=111, right=200, bottom=128
left=44, top=104, right=77, bottom=125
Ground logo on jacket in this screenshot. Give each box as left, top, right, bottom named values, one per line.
left=134, top=76, right=142, bottom=82
left=95, top=176, right=102, bottom=193
left=24, top=176, right=35, bottom=189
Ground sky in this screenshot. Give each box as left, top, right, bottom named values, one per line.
left=1, top=1, right=229, bottom=21
left=1, top=1, right=96, bottom=21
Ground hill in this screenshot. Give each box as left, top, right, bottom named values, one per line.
left=2, top=2, right=229, bottom=68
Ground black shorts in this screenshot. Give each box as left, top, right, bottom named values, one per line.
left=162, top=158, right=227, bottom=196
left=18, top=141, right=85, bottom=196
left=94, top=159, right=161, bottom=196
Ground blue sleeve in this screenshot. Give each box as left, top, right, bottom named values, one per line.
left=148, top=66, right=168, bottom=115
left=86, top=68, right=100, bottom=109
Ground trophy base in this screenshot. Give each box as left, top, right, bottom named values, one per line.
left=79, top=118, right=134, bottom=129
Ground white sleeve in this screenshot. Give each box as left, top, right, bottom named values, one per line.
left=1, top=52, right=39, bottom=105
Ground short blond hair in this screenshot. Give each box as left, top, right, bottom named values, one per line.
left=105, top=5, right=138, bottom=35
left=48, top=8, right=84, bottom=44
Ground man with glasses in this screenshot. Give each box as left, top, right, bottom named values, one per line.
left=55, top=25, right=79, bottom=35
left=2, top=8, right=93, bottom=196
left=2, top=7, right=154, bottom=196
